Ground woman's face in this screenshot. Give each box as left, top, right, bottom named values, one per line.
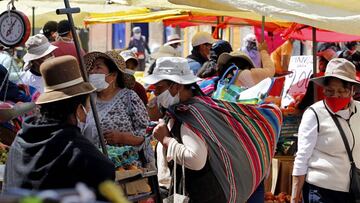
left=154, top=80, right=172, bottom=96
left=89, top=58, right=117, bottom=85
left=89, top=58, right=110, bottom=75
left=323, top=78, right=352, bottom=98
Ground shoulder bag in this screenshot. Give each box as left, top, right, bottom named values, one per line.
left=328, top=111, right=360, bottom=202
left=163, top=152, right=190, bottom=203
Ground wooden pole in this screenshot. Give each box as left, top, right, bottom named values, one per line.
left=32, top=7, right=35, bottom=36
left=261, top=16, right=265, bottom=42
left=312, top=27, right=317, bottom=101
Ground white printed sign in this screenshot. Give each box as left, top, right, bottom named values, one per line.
left=281, top=56, right=313, bottom=108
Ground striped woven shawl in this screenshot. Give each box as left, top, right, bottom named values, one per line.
left=168, top=96, right=282, bottom=203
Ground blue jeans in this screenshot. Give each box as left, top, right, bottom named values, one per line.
left=303, top=182, right=355, bottom=203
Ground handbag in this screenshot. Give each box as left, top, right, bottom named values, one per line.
left=328, top=110, right=360, bottom=202
left=163, top=154, right=190, bottom=203
left=212, top=64, right=245, bottom=102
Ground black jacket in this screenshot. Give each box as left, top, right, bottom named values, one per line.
left=4, top=116, right=115, bottom=195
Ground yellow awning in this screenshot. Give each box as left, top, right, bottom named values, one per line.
left=84, top=9, right=188, bottom=25
left=0, top=0, right=142, bottom=28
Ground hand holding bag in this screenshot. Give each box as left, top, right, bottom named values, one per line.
left=163, top=153, right=190, bottom=203
left=328, top=111, right=360, bottom=202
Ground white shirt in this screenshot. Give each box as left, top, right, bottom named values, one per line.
left=293, top=106, right=351, bottom=176
left=20, top=70, right=44, bottom=93
left=156, top=119, right=208, bottom=189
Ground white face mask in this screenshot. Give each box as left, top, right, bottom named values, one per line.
left=77, top=105, right=88, bottom=134
left=125, top=69, right=135, bottom=75
left=89, top=74, right=109, bottom=92
left=134, top=33, right=141, bottom=40
left=156, top=89, right=180, bottom=109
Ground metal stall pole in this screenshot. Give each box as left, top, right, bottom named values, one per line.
left=56, top=0, right=108, bottom=156
left=32, top=7, right=35, bottom=35
left=261, top=16, right=265, bottom=42
left=312, top=27, right=317, bottom=101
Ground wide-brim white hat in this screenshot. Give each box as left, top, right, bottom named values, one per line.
left=151, top=45, right=179, bottom=59
left=311, top=58, right=360, bottom=88
left=164, top=39, right=184, bottom=46
left=23, top=34, right=58, bottom=63
left=144, top=57, right=201, bottom=85
left=23, top=43, right=57, bottom=63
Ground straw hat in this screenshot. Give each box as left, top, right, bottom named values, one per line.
left=217, top=51, right=255, bottom=71
left=36, top=56, right=96, bottom=105
left=311, top=58, right=360, bottom=88
left=84, top=50, right=136, bottom=89
left=23, top=34, right=57, bottom=63
left=144, top=57, right=200, bottom=85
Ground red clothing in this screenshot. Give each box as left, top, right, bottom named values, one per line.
left=52, top=40, right=85, bottom=63
left=133, top=82, right=148, bottom=106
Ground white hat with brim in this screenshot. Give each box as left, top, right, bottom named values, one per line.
left=144, top=57, right=201, bottom=85
left=151, top=45, right=179, bottom=59
left=192, top=32, right=215, bottom=47
left=164, top=39, right=184, bottom=46
left=311, top=58, right=360, bottom=88
left=23, top=43, right=57, bottom=63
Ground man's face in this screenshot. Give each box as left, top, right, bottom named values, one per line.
left=246, top=41, right=257, bottom=50
left=170, top=43, right=181, bottom=49
left=126, top=59, right=138, bottom=70
left=199, top=43, right=212, bottom=59
left=31, top=53, right=54, bottom=74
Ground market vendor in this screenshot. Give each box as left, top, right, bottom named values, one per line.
left=187, top=32, right=215, bottom=75
left=120, top=50, right=148, bottom=106
left=146, top=57, right=281, bottom=203
left=21, top=34, right=57, bottom=93
left=84, top=50, right=153, bottom=169
left=217, top=41, right=275, bottom=88
left=4, top=56, right=115, bottom=197
left=292, top=58, right=360, bottom=203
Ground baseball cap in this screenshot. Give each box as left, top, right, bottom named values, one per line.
left=191, top=32, right=215, bottom=47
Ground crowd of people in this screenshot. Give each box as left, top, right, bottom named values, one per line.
left=0, top=18, right=360, bottom=203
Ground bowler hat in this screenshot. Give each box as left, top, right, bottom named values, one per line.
left=36, top=55, right=96, bottom=104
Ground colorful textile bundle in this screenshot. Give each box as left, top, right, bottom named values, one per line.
left=106, top=145, right=139, bottom=168
left=197, top=76, right=219, bottom=96
left=168, top=96, right=282, bottom=203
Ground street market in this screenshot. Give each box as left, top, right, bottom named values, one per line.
left=0, top=0, right=360, bottom=203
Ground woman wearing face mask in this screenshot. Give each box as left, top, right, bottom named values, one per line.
left=145, top=57, right=282, bottom=203
left=4, top=56, right=115, bottom=198
left=84, top=50, right=151, bottom=168
left=291, top=58, right=360, bottom=203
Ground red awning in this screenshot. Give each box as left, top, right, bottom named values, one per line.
left=282, top=23, right=360, bottom=42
